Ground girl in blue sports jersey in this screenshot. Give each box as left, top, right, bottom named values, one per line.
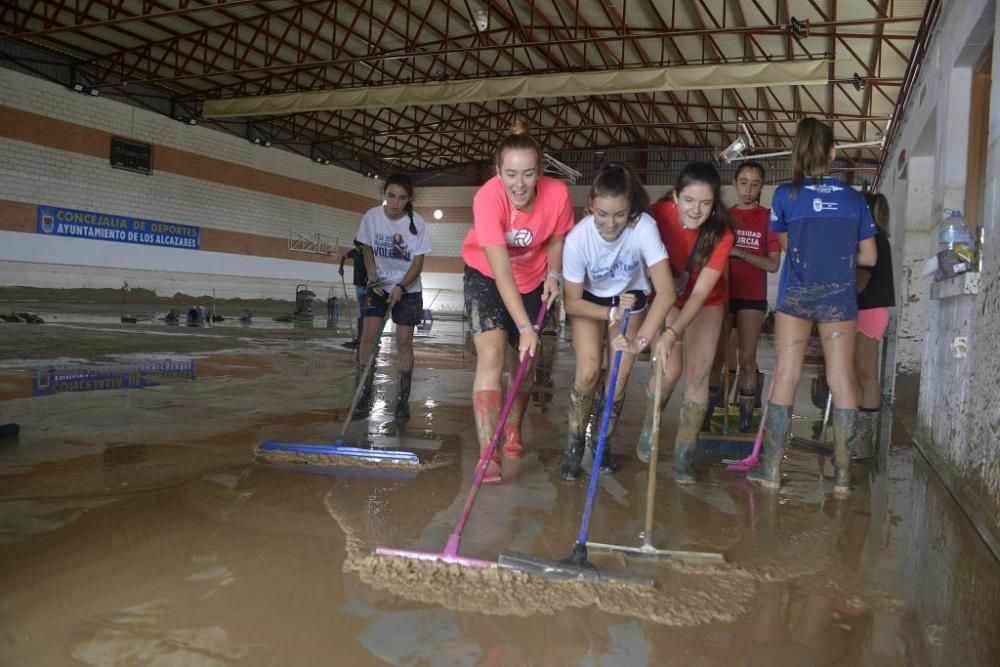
left=748, top=118, right=877, bottom=496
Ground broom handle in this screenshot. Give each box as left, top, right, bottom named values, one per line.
left=445, top=303, right=549, bottom=554
left=339, top=311, right=392, bottom=438
left=575, top=310, right=631, bottom=548
left=642, top=344, right=663, bottom=548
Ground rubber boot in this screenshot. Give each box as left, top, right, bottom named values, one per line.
left=747, top=403, right=791, bottom=490
left=394, top=370, right=412, bottom=421
left=473, top=390, right=503, bottom=484
left=738, top=390, right=756, bottom=433
left=351, top=365, right=373, bottom=421
left=701, top=385, right=721, bottom=432
left=852, top=408, right=879, bottom=461
left=636, top=386, right=671, bottom=463
left=342, top=318, right=363, bottom=349
left=832, top=407, right=858, bottom=496
left=502, top=389, right=531, bottom=459
left=755, top=371, right=765, bottom=409
left=560, top=386, right=594, bottom=480
left=674, top=398, right=707, bottom=484
left=590, top=395, right=625, bottom=474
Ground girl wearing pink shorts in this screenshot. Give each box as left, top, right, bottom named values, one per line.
left=853, top=192, right=895, bottom=460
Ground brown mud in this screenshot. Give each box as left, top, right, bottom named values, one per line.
left=1, top=303, right=998, bottom=665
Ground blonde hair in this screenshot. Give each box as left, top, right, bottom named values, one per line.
left=495, top=117, right=542, bottom=169
left=790, top=118, right=835, bottom=194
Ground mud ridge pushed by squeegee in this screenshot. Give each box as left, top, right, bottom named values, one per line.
left=254, top=445, right=450, bottom=471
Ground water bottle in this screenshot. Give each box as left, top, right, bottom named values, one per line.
left=938, top=210, right=972, bottom=253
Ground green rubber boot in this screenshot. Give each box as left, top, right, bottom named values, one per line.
left=674, top=398, right=707, bottom=484
left=747, top=403, right=791, bottom=489
left=832, top=407, right=858, bottom=496
left=636, top=386, right=671, bottom=464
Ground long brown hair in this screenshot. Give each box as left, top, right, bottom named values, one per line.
left=495, top=117, right=542, bottom=170
left=589, top=163, right=649, bottom=225
left=383, top=173, right=417, bottom=235
left=670, top=161, right=735, bottom=268
left=863, top=191, right=890, bottom=238
left=790, top=117, right=835, bottom=195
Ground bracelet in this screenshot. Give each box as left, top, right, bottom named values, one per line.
left=608, top=305, right=618, bottom=323
left=663, top=327, right=679, bottom=341
left=517, top=322, right=533, bottom=332
left=395, top=283, right=406, bottom=293
left=547, top=270, right=562, bottom=281
left=636, top=335, right=650, bottom=351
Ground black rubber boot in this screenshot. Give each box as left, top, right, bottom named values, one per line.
left=636, top=386, right=671, bottom=463
left=394, top=370, right=412, bottom=421
left=590, top=396, right=624, bottom=474
left=748, top=403, right=791, bottom=489
left=351, top=365, right=373, bottom=421
left=832, top=407, right=858, bottom=496
left=738, top=390, right=756, bottom=433
left=674, top=398, right=707, bottom=484
left=701, top=385, right=721, bottom=432
left=560, top=386, right=594, bottom=480
left=755, top=371, right=765, bottom=408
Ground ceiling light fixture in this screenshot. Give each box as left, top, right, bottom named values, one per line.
left=719, top=120, right=754, bottom=163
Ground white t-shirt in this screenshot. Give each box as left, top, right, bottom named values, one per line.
left=356, top=206, right=432, bottom=293
left=562, top=212, right=668, bottom=297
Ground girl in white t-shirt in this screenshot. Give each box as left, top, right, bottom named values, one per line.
left=559, top=164, right=676, bottom=480
left=353, top=174, right=432, bottom=421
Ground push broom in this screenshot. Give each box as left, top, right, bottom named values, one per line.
left=257, top=311, right=422, bottom=466
left=498, top=311, right=655, bottom=586
left=374, top=303, right=548, bottom=567
left=586, top=343, right=725, bottom=564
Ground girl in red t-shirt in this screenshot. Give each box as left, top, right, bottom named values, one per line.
left=707, top=161, right=781, bottom=432
left=636, top=162, right=735, bottom=484
left=462, top=120, right=572, bottom=484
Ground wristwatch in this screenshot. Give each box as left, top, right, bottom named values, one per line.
left=636, top=336, right=650, bottom=350
left=395, top=283, right=406, bottom=293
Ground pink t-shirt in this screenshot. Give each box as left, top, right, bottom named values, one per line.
left=462, top=175, right=574, bottom=293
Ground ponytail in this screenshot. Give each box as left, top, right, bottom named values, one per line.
left=405, top=201, right=417, bottom=235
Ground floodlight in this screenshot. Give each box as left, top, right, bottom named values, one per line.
left=720, top=122, right=754, bottom=164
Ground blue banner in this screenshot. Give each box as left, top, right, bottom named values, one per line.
left=32, top=360, right=197, bottom=396
left=37, top=205, right=200, bottom=250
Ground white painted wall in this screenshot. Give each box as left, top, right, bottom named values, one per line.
left=876, top=0, right=1000, bottom=544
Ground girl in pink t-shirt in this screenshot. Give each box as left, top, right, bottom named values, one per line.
left=461, top=120, right=573, bottom=484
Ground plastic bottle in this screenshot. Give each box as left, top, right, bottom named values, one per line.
left=938, top=209, right=972, bottom=253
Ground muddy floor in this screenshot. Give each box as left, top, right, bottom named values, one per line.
left=1, top=301, right=998, bottom=666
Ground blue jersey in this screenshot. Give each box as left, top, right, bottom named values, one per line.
left=771, top=177, right=876, bottom=321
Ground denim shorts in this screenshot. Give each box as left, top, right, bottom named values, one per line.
left=362, top=288, right=423, bottom=326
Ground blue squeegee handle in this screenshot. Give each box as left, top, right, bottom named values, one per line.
left=575, top=309, right=630, bottom=549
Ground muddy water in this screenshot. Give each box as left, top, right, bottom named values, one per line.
left=1, top=305, right=998, bottom=665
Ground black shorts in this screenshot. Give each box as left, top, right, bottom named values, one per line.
left=729, top=299, right=768, bottom=315
left=464, top=265, right=544, bottom=349
left=362, top=288, right=423, bottom=326
left=582, top=289, right=648, bottom=315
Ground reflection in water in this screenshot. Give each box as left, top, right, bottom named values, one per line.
left=32, top=360, right=196, bottom=396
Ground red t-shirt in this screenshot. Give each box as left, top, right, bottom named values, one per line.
left=651, top=200, right=734, bottom=307
left=728, top=205, right=780, bottom=301
left=462, top=175, right=574, bottom=293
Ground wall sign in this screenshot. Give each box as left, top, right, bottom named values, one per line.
left=37, top=205, right=201, bottom=249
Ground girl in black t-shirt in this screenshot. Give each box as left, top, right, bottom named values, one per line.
left=853, top=193, right=895, bottom=460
